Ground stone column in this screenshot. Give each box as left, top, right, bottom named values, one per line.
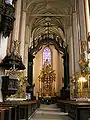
left=72, top=12, right=79, bottom=72
left=23, top=26, right=30, bottom=76
left=63, top=47, right=69, bottom=89
left=58, top=53, right=64, bottom=95
left=78, top=0, right=87, bottom=66
left=67, top=26, right=74, bottom=77
left=52, top=46, right=58, bottom=95
left=24, top=43, right=28, bottom=76
left=84, top=0, right=90, bottom=33
left=78, top=0, right=87, bottom=41
left=13, top=0, right=22, bottom=41
left=0, top=34, right=8, bottom=75
left=19, top=11, right=26, bottom=61
left=67, top=25, right=76, bottom=99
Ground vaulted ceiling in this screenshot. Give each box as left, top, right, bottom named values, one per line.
left=24, top=0, right=75, bottom=43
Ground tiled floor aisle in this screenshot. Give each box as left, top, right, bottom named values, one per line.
left=30, top=104, right=70, bottom=120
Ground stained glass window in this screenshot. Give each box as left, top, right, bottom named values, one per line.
left=5, top=0, right=13, bottom=5
left=43, top=47, right=51, bottom=65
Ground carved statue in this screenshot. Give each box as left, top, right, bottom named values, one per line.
left=43, top=59, right=49, bottom=67
left=6, top=70, right=27, bottom=98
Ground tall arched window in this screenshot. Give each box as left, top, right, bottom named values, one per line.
left=43, top=47, right=51, bottom=65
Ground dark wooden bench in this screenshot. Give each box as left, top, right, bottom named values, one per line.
left=0, top=100, right=40, bottom=120
left=57, top=100, right=90, bottom=120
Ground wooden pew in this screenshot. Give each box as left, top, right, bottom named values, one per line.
left=57, top=100, right=90, bottom=120
left=0, top=100, right=39, bottom=120
left=0, top=107, right=9, bottom=120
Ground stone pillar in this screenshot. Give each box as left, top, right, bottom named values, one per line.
left=67, top=26, right=74, bottom=77
left=20, top=11, right=26, bottom=61
left=63, top=47, right=69, bottom=89
left=28, top=53, right=34, bottom=99
left=78, top=0, right=87, bottom=41
left=78, top=0, right=87, bottom=65
left=52, top=46, right=58, bottom=95
left=84, top=0, right=90, bottom=33
left=0, top=34, right=8, bottom=75
left=72, top=12, right=79, bottom=72
left=13, top=0, right=22, bottom=41
left=23, top=26, right=30, bottom=76
left=58, top=53, right=64, bottom=95
left=23, top=43, right=28, bottom=76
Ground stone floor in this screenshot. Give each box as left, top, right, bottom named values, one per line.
left=29, top=104, right=70, bottom=120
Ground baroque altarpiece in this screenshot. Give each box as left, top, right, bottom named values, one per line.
left=38, top=60, right=56, bottom=98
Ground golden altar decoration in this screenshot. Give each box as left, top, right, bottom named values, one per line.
left=6, top=69, right=27, bottom=98
left=70, top=40, right=90, bottom=99
left=38, top=63, right=56, bottom=97
left=70, top=59, right=90, bottom=99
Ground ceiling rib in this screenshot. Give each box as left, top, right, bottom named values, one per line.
left=31, top=14, right=71, bottom=17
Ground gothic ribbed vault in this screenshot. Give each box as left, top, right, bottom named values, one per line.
left=23, top=0, right=75, bottom=45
